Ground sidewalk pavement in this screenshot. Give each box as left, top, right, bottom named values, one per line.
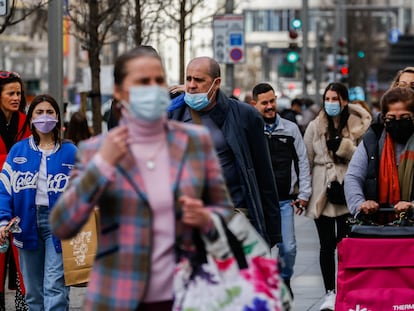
left=5, top=214, right=326, bottom=310
left=292, top=214, right=326, bottom=311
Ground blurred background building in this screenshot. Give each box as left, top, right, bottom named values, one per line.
left=0, top=0, right=413, bottom=132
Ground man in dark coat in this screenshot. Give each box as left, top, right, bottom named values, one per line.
left=167, top=56, right=281, bottom=247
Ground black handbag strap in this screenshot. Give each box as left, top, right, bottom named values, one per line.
left=191, top=215, right=248, bottom=274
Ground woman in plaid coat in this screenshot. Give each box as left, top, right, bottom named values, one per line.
left=50, top=46, right=233, bottom=311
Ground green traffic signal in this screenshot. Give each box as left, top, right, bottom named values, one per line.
left=287, top=51, right=299, bottom=63
left=357, top=50, right=365, bottom=58
left=292, top=19, right=302, bottom=29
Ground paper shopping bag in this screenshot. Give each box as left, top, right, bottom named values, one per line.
left=61, top=208, right=99, bottom=287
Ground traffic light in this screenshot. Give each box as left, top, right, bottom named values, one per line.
left=336, top=38, right=349, bottom=84
left=289, top=30, right=298, bottom=40
left=340, top=66, right=349, bottom=76
left=304, top=64, right=313, bottom=85
left=357, top=50, right=365, bottom=59
left=287, top=51, right=300, bottom=63
left=291, top=19, right=302, bottom=30
left=338, top=64, right=349, bottom=84
left=286, top=18, right=301, bottom=64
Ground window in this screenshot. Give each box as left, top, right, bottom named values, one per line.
left=245, top=9, right=301, bottom=32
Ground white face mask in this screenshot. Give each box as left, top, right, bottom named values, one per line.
left=126, top=85, right=171, bottom=121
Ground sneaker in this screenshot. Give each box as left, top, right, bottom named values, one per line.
left=320, top=290, right=336, bottom=311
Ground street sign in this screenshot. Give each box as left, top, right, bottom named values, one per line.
left=389, top=28, right=400, bottom=44
left=213, top=14, right=245, bottom=64
left=0, top=0, right=8, bottom=16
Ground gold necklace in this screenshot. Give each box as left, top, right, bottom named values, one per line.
left=144, top=140, right=166, bottom=170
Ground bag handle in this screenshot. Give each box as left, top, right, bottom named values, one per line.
left=191, top=214, right=248, bottom=272
left=218, top=215, right=248, bottom=269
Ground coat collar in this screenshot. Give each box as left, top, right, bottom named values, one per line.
left=314, top=103, right=371, bottom=138
left=205, top=89, right=229, bottom=128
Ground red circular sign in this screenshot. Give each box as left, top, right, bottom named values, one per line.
left=229, top=48, right=243, bottom=62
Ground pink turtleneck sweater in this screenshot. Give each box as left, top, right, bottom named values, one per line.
left=94, top=114, right=174, bottom=302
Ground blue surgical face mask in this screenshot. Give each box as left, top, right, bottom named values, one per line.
left=127, top=85, right=170, bottom=121
left=184, top=79, right=217, bottom=111
left=324, top=101, right=341, bottom=117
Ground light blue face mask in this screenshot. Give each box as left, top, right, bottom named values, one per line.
left=324, top=101, right=341, bottom=117
left=184, top=79, right=217, bottom=111
left=128, top=85, right=170, bottom=121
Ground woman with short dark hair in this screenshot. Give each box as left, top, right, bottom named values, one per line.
left=346, top=87, right=414, bottom=217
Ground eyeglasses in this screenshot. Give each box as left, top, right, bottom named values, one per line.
left=395, top=81, right=414, bottom=89
left=0, top=71, right=21, bottom=79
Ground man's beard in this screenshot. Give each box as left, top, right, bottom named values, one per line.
left=263, top=116, right=276, bottom=124
left=263, top=110, right=276, bottom=124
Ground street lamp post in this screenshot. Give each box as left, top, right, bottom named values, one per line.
left=48, top=0, right=64, bottom=112
left=225, top=0, right=234, bottom=96
left=301, top=0, right=309, bottom=96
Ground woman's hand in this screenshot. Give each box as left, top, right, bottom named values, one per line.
left=98, top=125, right=129, bottom=166
left=358, top=200, right=379, bottom=214
left=394, top=201, right=414, bottom=213
left=169, top=85, right=185, bottom=95
left=179, top=195, right=211, bottom=230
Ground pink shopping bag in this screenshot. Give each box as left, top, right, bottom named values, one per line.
left=336, top=238, right=414, bottom=311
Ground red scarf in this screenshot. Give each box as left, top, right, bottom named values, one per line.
left=378, top=133, right=400, bottom=205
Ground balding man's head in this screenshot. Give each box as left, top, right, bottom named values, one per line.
left=188, top=57, right=221, bottom=79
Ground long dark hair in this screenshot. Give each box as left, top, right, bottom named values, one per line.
left=25, top=94, right=62, bottom=145
left=323, top=82, right=350, bottom=163
left=66, top=111, right=91, bottom=145
left=323, top=82, right=350, bottom=137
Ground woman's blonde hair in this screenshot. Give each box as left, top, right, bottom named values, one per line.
left=390, top=67, right=414, bottom=88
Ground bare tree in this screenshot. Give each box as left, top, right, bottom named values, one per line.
left=0, top=0, right=49, bottom=34
left=164, top=0, right=225, bottom=83
left=65, top=0, right=128, bottom=134
left=129, top=0, right=167, bottom=46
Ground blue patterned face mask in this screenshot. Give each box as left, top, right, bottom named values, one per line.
left=324, top=101, right=341, bottom=117
left=127, top=85, right=170, bottom=121
left=184, top=79, right=217, bottom=111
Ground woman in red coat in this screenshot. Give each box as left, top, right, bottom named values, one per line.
left=0, top=71, right=31, bottom=310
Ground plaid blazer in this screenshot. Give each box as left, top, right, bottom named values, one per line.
left=50, top=120, right=233, bottom=311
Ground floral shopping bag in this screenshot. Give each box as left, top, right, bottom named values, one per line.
left=173, top=213, right=283, bottom=311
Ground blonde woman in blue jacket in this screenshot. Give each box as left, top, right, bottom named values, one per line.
left=0, top=94, right=77, bottom=310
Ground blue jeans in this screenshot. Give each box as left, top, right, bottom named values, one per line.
left=277, top=199, right=297, bottom=280
left=18, top=206, right=69, bottom=311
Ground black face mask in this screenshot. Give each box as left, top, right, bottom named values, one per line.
left=385, top=118, right=414, bottom=144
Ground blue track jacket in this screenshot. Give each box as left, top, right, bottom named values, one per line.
left=0, top=137, right=77, bottom=252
